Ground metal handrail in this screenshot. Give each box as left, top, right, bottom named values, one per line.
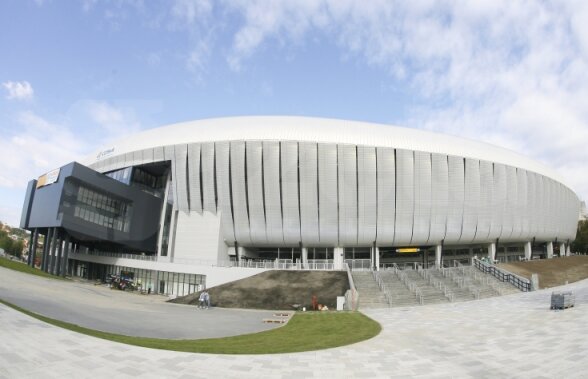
left=473, top=258, right=531, bottom=292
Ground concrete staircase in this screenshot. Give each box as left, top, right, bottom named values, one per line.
left=352, top=272, right=390, bottom=309
left=377, top=270, right=420, bottom=307
left=404, top=269, right=450, bottom=305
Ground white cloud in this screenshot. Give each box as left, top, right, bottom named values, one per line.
left=218, top=1, right=588, bottom=202
left=3, top=81, right=34, bottom=101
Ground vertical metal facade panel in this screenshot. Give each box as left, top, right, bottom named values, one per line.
left=517, top=169, right=529, bottom=240
left=337, top=145, right=357, bottom=246
left=281, top=141, right=301, bottom=245
left=357, top=146, right=377, bottom=245
left=174, top=144, right=190, bottom=213
left=133, top=150, right=143, bottom=166
left=164, top=146, right=177, bottom=209
left=429, top=153, right=448, bottom=244
left=488, top=164, right=506, bottom=240
left=446, top=156, right=464, bottom=243
left=230, top=141, right=252, bottom=245
left=477, top=161, right=493, bottom=242
left=215, top=141, right=235, bottom=242
left=201, top=143, right=217, bottom=213
left=543, top=178, right=554, bottom=240
left=153, top=146, right=164, bottom=163
left=412, top=151, right=432, bottom=245
left=535, top=175, right=547, bottom=240
left=142, top=148, right=154, bottom=164
left=462, top=158, right=480, bottom=243
left=318, top=143, right=338, bottom=246
left=394, top=149, right=414, bottom=245
left=527, top=173, right=538, bottom=240
left=246, top=141, right=267, bottom=244
left=299, top=142, right=320, bottom=245
left=503, top=165, right=517, bottom=241
left=376, top=148, right=395, bottom=245
left=262, top=141, right=283, bottom=244
left=187, top=143, right=202, bottom=213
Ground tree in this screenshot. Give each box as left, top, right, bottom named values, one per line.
left=571, top=220, right=588, bottom=254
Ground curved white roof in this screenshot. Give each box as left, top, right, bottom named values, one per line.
left=85, top=116, right=569, bottom=187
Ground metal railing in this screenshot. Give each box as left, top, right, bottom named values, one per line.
left=345, top=259, right=372, bottom=271
left=344, top=262, right=359, bottom=311
left=473, top=258, right=531, bottom=292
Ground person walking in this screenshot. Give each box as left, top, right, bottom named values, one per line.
left=204, top=291, right=210, bottom=309
left=198, top=291, right=206, bottom=309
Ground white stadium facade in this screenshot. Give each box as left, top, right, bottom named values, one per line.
left=21, top=116, right=580, bottom=295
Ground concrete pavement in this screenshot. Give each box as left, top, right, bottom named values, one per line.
left=1, top=266, right=588, bottom=378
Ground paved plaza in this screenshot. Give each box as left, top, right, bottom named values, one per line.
left=1, top=267, right=588, bottom=378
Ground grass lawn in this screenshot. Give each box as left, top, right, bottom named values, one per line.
left=1, top=299, right=381, bottom=354
left=0, top=256, right=66, bottom=280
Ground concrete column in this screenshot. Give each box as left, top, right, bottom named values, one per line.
left=333, top=247, right=344, bottom=270
left=375, top=247, right=380, bottom=271
left=524, top=241, right=532, bottom=260
left=237, top=246, right=245, bottom=261
left=488, top=242, right=496, bottom=263
left=47, top=228, right=58, bottom=273
left=53, top=234, right=63, bottom=276
left=566, top=245, right=571, bottom=256
left=435, top=244, right=442, bottom=268
left=60, top=234, right=70, bottom=277
left=28, top=229, right=38, bottom=267
left=559, top=243, right=565, bottom=258
left=546, top=242, right=554, bottom=259
left=41, top=229, right=52, bottom=272
left=301, top=247, right=308, bottom=269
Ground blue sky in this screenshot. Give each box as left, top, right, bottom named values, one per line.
left=1, top=0, right=588, bottom=226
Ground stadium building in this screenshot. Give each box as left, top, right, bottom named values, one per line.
left=20, top=117, right=580, bottom=296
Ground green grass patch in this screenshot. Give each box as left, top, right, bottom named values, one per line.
left=0, top=299, right=381, bottom=354
left=0, top=256, right=66, bottom=280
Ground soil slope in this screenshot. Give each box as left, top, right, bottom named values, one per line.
left=499, top=255, right=588, bottom=289
left=171, top=270, right=349, bottom=310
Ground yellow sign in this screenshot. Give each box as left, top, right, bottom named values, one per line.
left=396, top=248, right=420, bottom=253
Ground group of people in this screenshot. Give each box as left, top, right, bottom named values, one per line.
left=198, top=290, right=211, bottom=309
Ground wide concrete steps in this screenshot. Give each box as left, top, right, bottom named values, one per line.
left=352, top=272, right=389, bottom=309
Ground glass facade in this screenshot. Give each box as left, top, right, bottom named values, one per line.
left=105, top=167, right=132, bottom=185
left=73, top=186, right=132, bottom=232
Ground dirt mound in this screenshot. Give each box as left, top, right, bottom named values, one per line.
left=170, top=270, right=349, bottom=310
left=499, top=256, right=588, bottom=289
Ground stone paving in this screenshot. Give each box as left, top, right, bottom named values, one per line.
left=1, top=269, right=588, bottom=378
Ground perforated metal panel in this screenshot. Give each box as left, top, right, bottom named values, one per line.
left=535, top=174, right=547, bottom=240
left=230, top=141, right=251, bottom=245
left=215, top=141, right=235, bottom=242
left=164, top=146, right=177, bottom=210
left=503, top=165, right=517, bottom=241
left=187, top=144, right=202, bottom=213
left=489, top=164, right=506, bottom=240
left=133, top=150, right=143, bottom=166
left=337, top=145, right=357, bottom=246
left=462, top=158, right=480, bottom=243
left=446, top=156, right=464, bottom=243
left=299, top=142, right=319, bottom=245
left=412, top=151, right=432, bottom=245
left=429, top=153, right=448, bottom=244
left=153, top=146, right=164, bottom=162
left=201, top=143, right=217, bottom=213
left=142, top=148, right=154, bottom=165
left=476, top=160, right=493, bottom=242
left=173, top=144, right=190, bottom=212
left=246, top=141, right=267, bottom=244
left=394, top=149, right=414, bottom=245
left=357, top=146, right=377, bottom=246
left=527, top=172, right=538, bottom=240
left=376, top=147, right=395, bottom=245
left=281, top=141, right=301, bottom=245
left=318, top=143, right=338, bottom=246
left=262, top=141, right=283, bottom=245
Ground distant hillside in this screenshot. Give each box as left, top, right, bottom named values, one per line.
left=171, top=270, right=349, bottom=310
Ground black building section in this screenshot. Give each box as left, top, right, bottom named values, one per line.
left=21, top=161, right=166, bottom=275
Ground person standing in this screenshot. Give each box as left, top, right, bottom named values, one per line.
left=204, top=291, right=210, bottom=309
left=198, top=291, right=206, bottom=309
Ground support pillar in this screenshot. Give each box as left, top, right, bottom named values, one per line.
left=524, top=241, right=532, bottom=260
left=47, top=228, right=58, bottom=273
left=435, top=244, right=442, bottom=268
left=53, top=234, right=63, bottom=276
left=566, top=245, right=571, bottom=256
left=41, top=229, right=52, bottom=272
left=301, top=247, right=308, bottom=269
left=546, top=241, right=554, bottom=259
left=334, top=247, right=344, bottom=270
left=487, top=242, right=496, bottom=263
left=375, top=247, right=380, bottom=271
left=28, top=229, right=39, bottom=267
left=559, top=243, right=565, bottom=258
left=60, top=234, right=70, bottom=277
